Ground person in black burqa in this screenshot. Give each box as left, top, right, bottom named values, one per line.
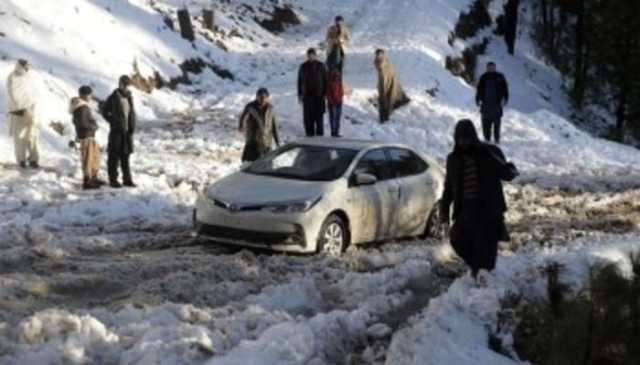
left=102, top=75, right=136, bottom=188
left=298, top=48, right=328, bottom=137
left=440, top=119, right=519, bottom=286
left=476, top=62, right=509, bottom=144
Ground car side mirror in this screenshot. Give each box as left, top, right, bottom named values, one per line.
left=355, top=173, right=377, bottom=186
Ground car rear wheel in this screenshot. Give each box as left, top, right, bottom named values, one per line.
left=317, top=214, right=348, bottom=255
left=424, top=201, right=447, bottom=240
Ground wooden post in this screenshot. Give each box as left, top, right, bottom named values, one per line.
left=203, top=9, right=215, bottom=31
left=177, top=7, right=195, bottom=41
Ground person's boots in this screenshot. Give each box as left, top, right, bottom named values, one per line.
left=19, top=161, right=27, bottom=169
left=110, top=180, right=122, bottom=188
left=123, top=180, right=137, bottom=188
left=83, top=177, right=99, bottom=190
left=92, top=177, right=107, bottom=186
left=28, top=161, right=39, bottom=169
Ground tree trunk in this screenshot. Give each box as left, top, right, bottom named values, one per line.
left=616, top=88, right=627, bottom=136
left=177, top=8, right=195, bottom=42
left=504, top=0, right=520, bottom=55
left=572, top=0, right=586, bottom=106
left=203, top=9, right=215, bottom=31
left=541, top=0, right=549, bottom=45
left=549, top=0, right=556, bottom=61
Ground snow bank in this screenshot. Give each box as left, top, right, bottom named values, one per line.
left=385, top=235, right=640, bottom=365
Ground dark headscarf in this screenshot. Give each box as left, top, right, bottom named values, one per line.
left=453, top=119, right=480, bottom=153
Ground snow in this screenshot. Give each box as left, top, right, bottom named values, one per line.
left=385, top=235, right=640, bottom=365
left=1, top=0, right=640, bottom=363
left=0, top=244, right=441, bottom=364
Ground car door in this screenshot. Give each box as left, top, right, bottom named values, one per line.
left=387, top=148, right=434, bottom=237
left=347, top=148, right=400, bottom=243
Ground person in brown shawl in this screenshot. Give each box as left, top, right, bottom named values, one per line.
left=239, top=88, right=280, bottom=162
left=374, top=49, right=410, bottom=123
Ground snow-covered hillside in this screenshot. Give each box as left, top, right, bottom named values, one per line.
left=1, top=0, right=639, bottom=364
left=1, top=0, right=639, bottom=174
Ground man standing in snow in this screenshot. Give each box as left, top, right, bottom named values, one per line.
left=326, top=15, right=350, bottom=72
left=238, top=88, right=280, bottom=162
left=6, top=59, right=41, bottom=169
left=440, top=119, right=518, bottom=286
left=375, top=49, right=410, bottom=123
left=298, top=48, right=328, bottom=137
left=476, top=62, right=509, bottom=144
left=70, top=86, right=104, bottom=190
left=102, top=75, right=136, bottom=188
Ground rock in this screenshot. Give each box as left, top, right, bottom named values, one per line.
left=366, top=323, right=392, bottom=339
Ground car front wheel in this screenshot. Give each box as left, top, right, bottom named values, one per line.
left=317, top=214, right=348, bottom=255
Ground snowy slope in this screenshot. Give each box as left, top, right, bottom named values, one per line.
left=0, top=0, right=280, bottom=166
left=2, top=0, right=636, bottom=174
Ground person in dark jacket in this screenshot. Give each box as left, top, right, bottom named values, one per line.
left=298, top=48, right=328, bottom=137
left=102, top=75, right=136, bottom=188
left=239, top=88, right=280, bottom=162
left=476, top=62, right=509, bottom=144
left=326, top=69, right=344, bottom=137
left=70, top=86, right=104, bottom=190
left=440, top=119, right=518, bottom=286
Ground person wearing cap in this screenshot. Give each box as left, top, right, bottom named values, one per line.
left=440, top=119, right=519, bottom=286
left=238, top=88, right=280, bottom=162
left=102, top=75, right=136, bottom=188
left=326, top=15, right=350, bottom=71
left=297, top=48, right=328, bottom=137
left=6, top=59, right=41, bottom=169
left=70, top=85, right=104, bottom=190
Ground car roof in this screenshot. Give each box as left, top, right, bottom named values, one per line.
left=293, top=137, right=410, bottom=151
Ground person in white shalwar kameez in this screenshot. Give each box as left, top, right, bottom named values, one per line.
left=6, top=59, right=41, bottom=168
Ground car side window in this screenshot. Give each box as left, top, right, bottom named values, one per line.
left=354, top=149, right=392, bottom=181
left=388, top=148, right=429, bottom=178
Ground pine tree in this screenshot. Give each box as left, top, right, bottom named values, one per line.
left=591, top=0, right=640, bottom=135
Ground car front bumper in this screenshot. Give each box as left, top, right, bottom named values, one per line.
left=193, top=195, right=322, bottom=253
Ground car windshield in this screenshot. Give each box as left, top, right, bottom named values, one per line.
left=245, top=145, right=359, bottom=181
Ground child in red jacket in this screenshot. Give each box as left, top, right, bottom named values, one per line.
left=326, top=69, right=344, bottom=137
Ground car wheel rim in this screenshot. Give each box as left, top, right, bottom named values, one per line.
left=323, top=223, right=344, bottom=255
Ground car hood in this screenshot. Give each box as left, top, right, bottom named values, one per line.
left=207, top=172, right=330, bottom=206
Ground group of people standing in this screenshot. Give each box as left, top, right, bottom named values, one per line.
left=68, top=75, right=139, bottom=190
left=5, top=59, right=137, bottom=190
left=297, top=15, right=350, bottom=139
left=239, top=16, right=415, bottom=162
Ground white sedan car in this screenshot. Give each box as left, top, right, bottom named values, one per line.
left=194, top=138, right=445, bottom=254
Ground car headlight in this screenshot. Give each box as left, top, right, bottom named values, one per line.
left=261, top=196, right=322, bottom=213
